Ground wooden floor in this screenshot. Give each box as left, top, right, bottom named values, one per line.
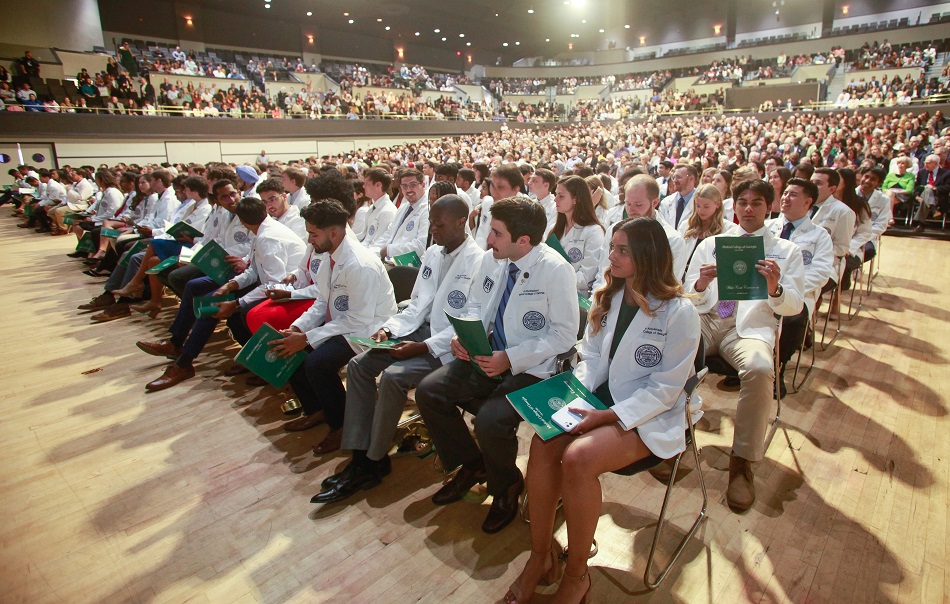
left=1, top=212, right=947, bottom=604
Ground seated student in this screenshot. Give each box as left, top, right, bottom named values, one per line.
left=584, top=175, right=611, bottom=224
left=766, top=178, right=834, bottom=396
left=505, top=217, right=701, bottom=604
left=810, top=168, right=856, bottom=298
left=161, top=179, right=252, bottom=296
left=311, top=195, right=484, bottom=504
left=526, top=168, right=557, bottom=234
left=357, top=167, right=396, bottom=250
left=472, top=177, right=494, bottom=249
left=457, top=167, right=479, bottom=211
left=80, top=169, right=180, bottom=321
left=422, top=181, right=459, bottom=246
left=257, top=177, right=306, bottom=239
left=282, top=166, right=310, bottom=210
left=135, top=196, right=306, bottom=391
left=855, top=166, right=891, bottom=259
left=28, top=169, right=68, bottom=233
left=836, top=168, right=873, bottom=292
left=684, top=179, right=804, bottom=513
left=679, top=183, right=735, bottom=281
left=592, top=174, right=688, bottom=292
left=372, top=168, right=429, bottom=262
left=66, top=169, right=124, bottom=259
left=657, top=163, right=699, bottom=230
left=82, top=172, right=139, bottom=271
left=415, top=197, right=579, bottom=534
left=551, top=175, right=605, bottom=296
left=268, top=200, right=397, bottom=453
left=50, top=168, right=95, bottom=235
left=111, top=176, right=213, bottom=317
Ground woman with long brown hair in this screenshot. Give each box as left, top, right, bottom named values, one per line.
left=505, top=217, right=700, bottom=604
left=551, top=175, right=605, bottom=296
left=679, top=183, right=734, bottom=280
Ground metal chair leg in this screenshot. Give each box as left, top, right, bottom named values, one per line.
left=791, top=308, right=816, bottom=393
left=819, top=268, right=843, bottom=351
left=765, top=321, right=782, bottom=452
left=847, top=266, right=863, bottom=320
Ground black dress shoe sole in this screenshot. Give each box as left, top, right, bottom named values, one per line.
left=322, top=459, right=392, bottom=490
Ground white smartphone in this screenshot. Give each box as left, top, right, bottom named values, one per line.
left=552, top=398, right=596, bottom=432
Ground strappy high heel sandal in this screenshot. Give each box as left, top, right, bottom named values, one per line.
left=503, top=544, right=562, bottom=604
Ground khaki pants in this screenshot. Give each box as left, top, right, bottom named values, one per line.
left=701, top=312, right=775, bottom=461
left=50, top=205, right=71, bottom=234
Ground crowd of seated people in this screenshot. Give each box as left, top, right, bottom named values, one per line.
left=5, top=105, right=949, bottom=602
left=835, top=73, right=950, bottom=108
left=850, top=39, right=940, bottom=70
left=323, top=61, right=469, bottom=94
left=611, top=69, right=673, bottom=91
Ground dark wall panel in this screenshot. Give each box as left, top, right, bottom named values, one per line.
left=835, top=0, right=939, bottom=18
left=725, top=83, right=821, bottom=109
left=98, top=0, right=178, bottom=40
left=319, top=29, right=393, bottom=63
left=203, top=8, right=299, bottom=53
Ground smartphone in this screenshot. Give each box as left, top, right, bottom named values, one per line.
left=552, top=399, right=596, bottom=433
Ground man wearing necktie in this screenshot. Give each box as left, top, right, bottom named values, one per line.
left=658, top=164, right=698, bottom=230
left=914, top=155, right=950, bottom=222
left=767, top=178, right=834, bottom=398
left=415, top=197, right=579, bottom=534
left=372, top=169, right=429, bottom=262
left=684, top=180, right=805, bottom=513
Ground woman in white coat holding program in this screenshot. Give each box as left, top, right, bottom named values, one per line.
left=504, top=217, right=700, bottom=604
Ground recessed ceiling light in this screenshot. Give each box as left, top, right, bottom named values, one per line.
left=264, top=3, right=270, bottom=7
left=466, top=42, right=471, bottom=46
left=385, top=26, right=391, bottom=30
left=441, top=37, right=446, bottom=41
left=348, top=19, right=354, bottom=23
left=459, top=33, right=465, bottom=37
left=545, top=38, right=550, bottom=42
left=502, top=42, right=509, bottom=46
left=415, top=32, right=420, bottom=36
left=434, top=28, right=440, bottom=33
left=343, top=12, right=349, bottom=16
left=306, top=11, right=312, bottom=16
left=599, top=29, right=604, bottom=32
left=581, top=19, right=587, bottom=23
left=377, top=18, right=382, bottom=22
left=528, top=8, right=534, bottom=13
left=515, top=41, right=520, bottom=45
left=624, top=24, right=631, bottom=28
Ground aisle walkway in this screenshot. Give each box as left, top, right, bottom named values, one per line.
left=0, top=215, right=946, bottom=603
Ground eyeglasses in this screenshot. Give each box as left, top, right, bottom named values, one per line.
left=400, top=181, right=422, bottom=190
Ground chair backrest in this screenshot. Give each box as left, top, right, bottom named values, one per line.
left=386, top=265, right=419, bottom=303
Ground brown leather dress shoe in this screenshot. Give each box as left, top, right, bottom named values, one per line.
left=283, top=411, right=326, bottom=432
left=90, top=303, right=130, bottom=323
left=136, top=339, right=182, bottom=359
left=145, top=364, right=195, bottom=392
left=223, top=363, right=250, bottom=376
left=727, top=455, right=756, bottom=513
left=482, top=471, right=525, bottom=534
left=431, top=463, right=488, bottom=505
left=313, top=427, right=344, bottom=454
left=79, top=293, right=116, bottom=311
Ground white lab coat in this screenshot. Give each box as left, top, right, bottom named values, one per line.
left=811, top=196, right=856, bottom=275
left=684, top=226, right=805, bottom=344
left=537, top=193, right=557, bottom=236
left=678, top=219, right=738, bottom=280
left=196, top=206, right=254, bottom=257
left=373, top=198, right=429, bottom=260
left=66, top=179, right=94, bottom=210
left=592, top=213, right=688, bottom=293
left=766, top=216, right=834, bottom=316
left=137, top=187, right=180, bottom=230
left=474, top=196, right=494, bottom=249
left=359, top=194, right=397, bottom=250
left=152, top=197, right=212, bottom=240
left=382, top=237, right=485, bottom=364
left=233, top=217, right=307, bottom=307
left=466, top=244, right=579, bottom=379
left=573, top=293, right=701, bottom=459
left=291, top=234, right=397, bottom=350
left=88, top=187, right=123, bottom=224
left=557, top=223, right=606, bottom=294
left=275, top=204, right=307, bottom=240
left=288, top=187, right=310, bottom=210
left=40, top=179, right=68, bottom=207
left=658, top=190, right=695, bottom=231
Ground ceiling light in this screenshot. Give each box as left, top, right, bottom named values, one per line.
left=415, top=32, right=420, bottom=36
left=528, top=8, right=534, bottom=13
left=434, top=28, right=440, bottom=33
left=264, top=3, right=270, bottom=7
left=441, top=37, right=447, bottom=41
left=459, top=33, right=465, bottom=37
left=385, top=26, right=391, bottom=30
left=466, top=42, right=471, bottom=46
left=515, top=41, right=520, bottom=45
left=599, top=28, right=604, bottom=33
left=306, top=11, right=312, bottom=16
left=545, top=38, right=550, bottom=42
left=348, top=19, right=354, bottom=23
left=624, top=24, right=630, bottom=28
left=581, top=19, right=587, bottom=23
left=343, top=12, right=349, bottom=16
left=502, top=42, right=509, bottom=46
left=377, top=18, right=382, bottom=22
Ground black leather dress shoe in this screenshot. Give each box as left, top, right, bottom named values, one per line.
left=311, top=463, right=383, bottom=504
left=431, top=463, right=487, bottom=505
left=322, top=455, right=392, bottom=490
left=482, top=472, right=525, bottom=534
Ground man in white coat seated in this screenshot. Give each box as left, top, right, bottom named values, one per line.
left=358, top=167, right=397, bottom=250
left=766, top=178, right=834, bottom=396
left=312, top=195, right=484, bottom=504
left=269, top=200, right=398, bottom=455
left=855, top=166, right=891, bottom=264
left=810, top=168, right=855, bottom=294
left=684, top=179, right=805, bottom=513
left=372, top=168, right=429, bottom=262
left=592, top=174, right=688, bottom=292
left=415, top=196, right=580, bottom=534
left=657, top=163, right=698, bottom=231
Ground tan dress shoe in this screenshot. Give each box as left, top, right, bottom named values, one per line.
left=313, top=427, right=344, bottom=454
left=145, top=364, right=195, bottom=392
left=283, top=412, right=326, bottom=432
left=90, top=303, right=131, bottom=323
left=727, top=455, right=755, bottom=513
left=136, top=339, right=182, bottom=359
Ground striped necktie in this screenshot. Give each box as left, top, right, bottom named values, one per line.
left=489, top=263, right=520, bottom=351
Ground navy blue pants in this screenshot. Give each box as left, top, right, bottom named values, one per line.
left=286, top=335, right=355, bottom=429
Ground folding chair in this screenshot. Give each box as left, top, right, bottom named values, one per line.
left=520, top=340, right=709, bottom=590
left=790, top=307, right=816, bottom=393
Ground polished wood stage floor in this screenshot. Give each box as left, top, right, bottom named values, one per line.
left=1, top=214, right=947, bottom=603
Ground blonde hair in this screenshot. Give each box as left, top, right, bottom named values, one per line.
left=584, top=175, right=609, bottom=211
left=683, top=184, right=726, bottom=240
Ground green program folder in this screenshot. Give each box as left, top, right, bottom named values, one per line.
left=100, top=227, right=123, bottom=238
left=166, top=221, right=203, bottom=240
left=145, top=256, right=179, bottom=274
left=193, top=293, right=235, bottom=319
left=348, top=336, right=400, bottom=349
left=544, top=233, right=570, bottom=263
left=119, top=239, right=148, bottom=267
left=444, top=312, right=500, bottom=380
left=506, top=372, right=608, bottom=441
left=392, top=251, right=422, bottom=267
left=577, top=293, right=592, bottom=311
left=235, top=323, right=307, bottom=388
left=75, top=232, right=96, bottom=253
left=191, top=240, right=234, bottom=285
left=715, top=236, right=768, bottom=301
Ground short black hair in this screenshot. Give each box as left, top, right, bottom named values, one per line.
left=490, top=196, right=547, bottom=245
left=181, top=175, right=209, bottom=198
left=786, top=177, right=819, bottom=207
left=235, top=197, right=268, bottom=225
left=255, top=177, right=285, bottom=196
left=733, top=179, right=774, bottom=206
left=430, top=194, right=470, bottom=221
left=457, top=168, right=476, bottom=187
left=304, top=170, right=356, bottom=217
left=301, top=199, right=350, bottom=229
left=435, top=164, right=459, bottom=180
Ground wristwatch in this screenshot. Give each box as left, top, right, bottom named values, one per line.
left=382, top=327, right=393, bottom=338
left=769, top=284, right=783, bottom=298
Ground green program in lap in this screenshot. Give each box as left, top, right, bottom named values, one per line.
left=506, top=373, right=608, bottom=441
left=191, top=240, right=234, bottom=284
left=715, top=236, right=768, bottom=301
left=235, top=323, right=307, bottom=388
